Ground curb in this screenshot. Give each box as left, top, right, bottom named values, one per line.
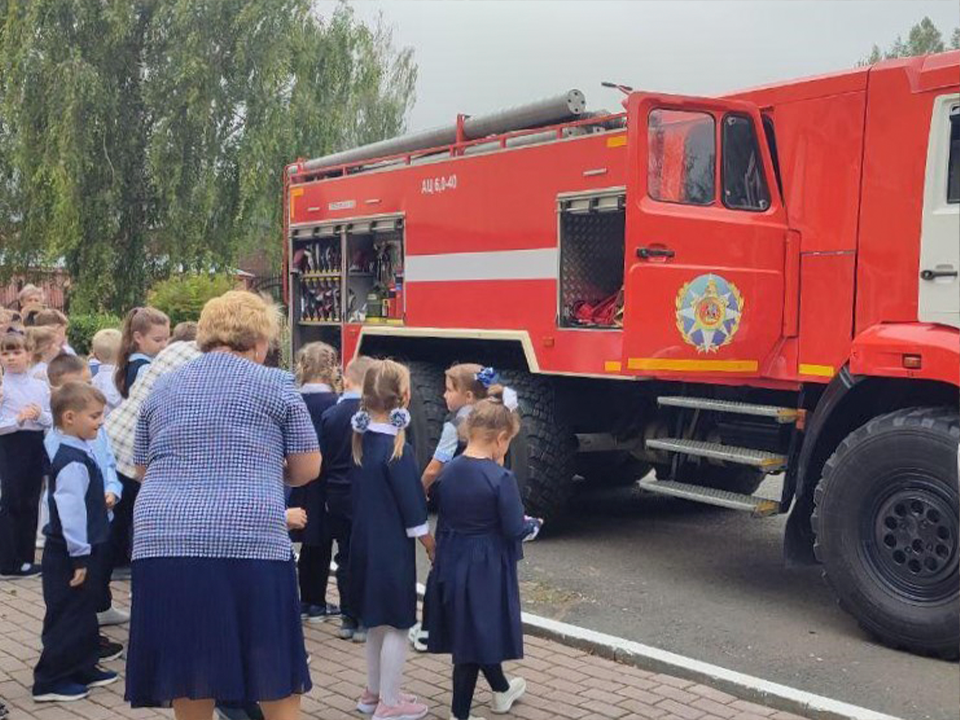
left=414, top=582, right=904, bottom=720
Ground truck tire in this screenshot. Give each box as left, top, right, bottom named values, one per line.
left=578, top=452, right=652, bottom=487
left=812, top=407, right=959, bottom=659
left=406, top=361, right=447, bottom=474
left=501, top=371, right=577, bottom=524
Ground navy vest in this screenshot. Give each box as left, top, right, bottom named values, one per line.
left=46, top=444, right=110, bottom=549
left=125, top=356, right=151, bottom=394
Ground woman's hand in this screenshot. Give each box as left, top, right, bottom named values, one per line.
left=69, top=568, right=87, bottom=587
left=105, top=492, right=118, bottom=510
left=285, top=507, right=308, bottom=530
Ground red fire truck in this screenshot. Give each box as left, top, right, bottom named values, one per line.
left=283, top=52, right=959, bottom=658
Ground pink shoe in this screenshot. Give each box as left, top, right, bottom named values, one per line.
left=356, top=690, right=419, bottom=715
left=372, top=699, right=429, bottom=720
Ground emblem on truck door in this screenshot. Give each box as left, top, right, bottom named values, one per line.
left=675, top=274, right=744, bottom=353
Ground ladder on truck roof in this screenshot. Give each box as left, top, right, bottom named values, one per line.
left=288, top=89, right=625, bottom=179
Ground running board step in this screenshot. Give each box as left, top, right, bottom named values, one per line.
left=638, top=478, right=780, bottom=517
left=645, top=438, right=787, bottom=470
left=657, top=396, right=800, bottom=424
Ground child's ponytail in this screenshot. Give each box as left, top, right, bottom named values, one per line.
left=115, top=306, right=170, bottom=398
left=351, top=359, right=411, bottom=465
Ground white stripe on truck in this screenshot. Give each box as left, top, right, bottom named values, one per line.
left=405, top=248, right=558, bottom=283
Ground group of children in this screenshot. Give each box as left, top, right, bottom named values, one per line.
left=291, top=343, right=541, bottom=720
left=2, top=282, right=543, bottom=720
left=0, top=297, right=177, bottom=703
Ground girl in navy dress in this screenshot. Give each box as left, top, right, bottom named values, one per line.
left=412, top=364, right=497, bottom=653
left=291, top=341, right=341, bottom=621
left=111, top=306, right=169, bottom=578
left=349, top=360, right=433, bottom=720
left=426, top=386, right=542, bottom=720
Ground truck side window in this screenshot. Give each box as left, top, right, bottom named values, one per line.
left=648, top=109, right=715, bottom=206
left=948, top=106, right=959, bottom=204
left=722, top=114, right=770, bottom=211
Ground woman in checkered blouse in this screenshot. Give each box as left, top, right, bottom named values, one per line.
left=123, top=292, right=322, bottom=719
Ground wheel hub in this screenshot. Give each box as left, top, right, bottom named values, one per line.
left=872, top=486, right=959, bottom=598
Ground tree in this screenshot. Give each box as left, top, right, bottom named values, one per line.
left=859, top=16, right=959, bottom=65
left=0, top=0, right=416, bottom=313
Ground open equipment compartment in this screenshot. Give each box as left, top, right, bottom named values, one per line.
left=345, top=215, right=405, bottom=325
left=289, top=220, right=344, bottom=355
left=558, top=189, right=626, bottom=328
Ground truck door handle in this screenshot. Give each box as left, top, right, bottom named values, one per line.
left=920, top=268, right=959, bottom=281
left=637, top=247, right=675, bottom=259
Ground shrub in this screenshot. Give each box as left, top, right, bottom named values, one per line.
left=67, top=314, right=123, bottom=356
left=147, top=273, right=237, bottom=328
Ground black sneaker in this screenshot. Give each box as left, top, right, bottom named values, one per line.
left=98, top=635, right=123, bottom=662
left=33, top=681, right=89, bottom=702
left=0, top=563, right=41, bottom=579
left=74, top=666, right=119, bottom=688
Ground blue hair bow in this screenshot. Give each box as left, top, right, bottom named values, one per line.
left=475, top=367, right=500, bottom=388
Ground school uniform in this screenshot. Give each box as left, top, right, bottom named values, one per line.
left=432, top=405, right=472, bottom=465
left=45, top=428, right=122, bottom=614
left=33, top=436, right=110, bottom=695
left=292, top=383, right=338, bottom=609
left=317, top=391, right=361, bottom=620
left=419, top=404, right=472, bottom=637
left=90, top=364, right=122, bottom=416
left=0, top=371, right=52, bottom=574
left=110, top=353, right=152, bottom=570
left=348, top=426, right=428, bottom=630
left=425, top=456, right=533, bottom=665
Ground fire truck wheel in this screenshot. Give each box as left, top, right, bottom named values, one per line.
left=812, top=407, right=959, bottom=659
left=501, top=371, right=578, bottom=525
left=577, top=452, right=653, bottom=487
left=406, top=361, right=447, bottom=474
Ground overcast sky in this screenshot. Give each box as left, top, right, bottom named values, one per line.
left=316, top=0, right=959, bottom=133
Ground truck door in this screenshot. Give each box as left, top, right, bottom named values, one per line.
left=919, top=96, right=960, bottom=329
left=621, top=94, right=789, bottom=377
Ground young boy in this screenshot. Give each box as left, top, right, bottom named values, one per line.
left=45, top=355, right=127, bottom=644
left=89, top=329, right=122, bottom=413
left=0, top=332, right=51, bottom=578
left=32, top=382, right=118, bottom=702
left=318, top=355, right=375, bottom=642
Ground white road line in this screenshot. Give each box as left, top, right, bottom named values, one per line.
left=414, top=582, right=903, bottom=720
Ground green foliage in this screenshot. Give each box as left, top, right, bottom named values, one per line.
left=147, top=273, right=236, bottom=327
left=67, top=313, right=123, bottom=356
left=859, top=16, right=959, bottom=65
left=0, top=0, right=416, bottom=313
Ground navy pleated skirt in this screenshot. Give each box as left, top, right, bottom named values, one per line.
left=125, top=557, right=312, bottom=708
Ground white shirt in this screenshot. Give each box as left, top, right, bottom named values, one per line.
left=0, top=371, right=52, bottom=434
left=91, top=364, right=123, bottom=416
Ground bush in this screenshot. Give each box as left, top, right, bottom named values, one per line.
left=67, top=314, right=123, bottom=356
left=147, top=273, right=237, bottom=328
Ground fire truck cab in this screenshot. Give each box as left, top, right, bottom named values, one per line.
left=284, top=52, right=959, bottom=658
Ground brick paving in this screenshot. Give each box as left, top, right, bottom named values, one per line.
left=0, top=574, right=812, bottom=720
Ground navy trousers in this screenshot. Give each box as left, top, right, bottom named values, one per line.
left=33, top=544, right=106, bottom=693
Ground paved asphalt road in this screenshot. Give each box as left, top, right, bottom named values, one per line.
left=416, top=475, right=959, bottom=720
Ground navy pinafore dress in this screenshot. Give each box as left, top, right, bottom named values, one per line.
left=425, top=456, right=527, bottom=665
left=348, top=429, right=428, bottom=629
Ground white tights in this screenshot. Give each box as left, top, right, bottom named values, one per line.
left=365, top=625, right=409, bottom=706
